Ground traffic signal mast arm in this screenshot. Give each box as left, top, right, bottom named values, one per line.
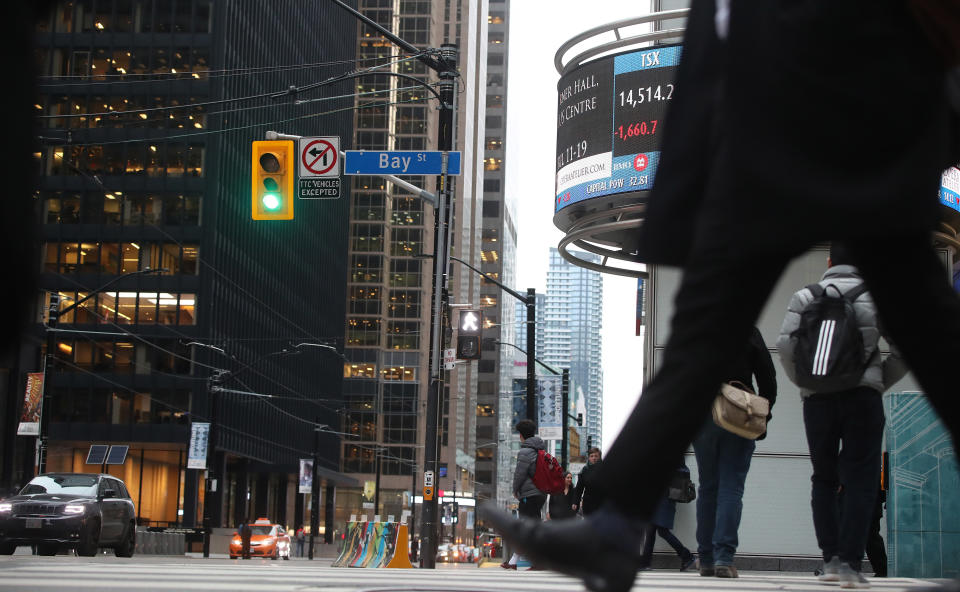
left=264, top=132, right=439, bottom=208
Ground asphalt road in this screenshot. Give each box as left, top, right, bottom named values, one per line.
left=0, top=555, right=947, bottom=592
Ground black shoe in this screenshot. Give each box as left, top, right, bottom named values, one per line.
left=479, top=502, right=643, bottom=592
left=680, top=554, right=696, bottom=572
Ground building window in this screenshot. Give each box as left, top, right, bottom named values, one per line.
left=344, top=363, right=377, bottom=378
left=388, top=290, right=420, bottom=318
left=390, top=197, right=423, bottom=226
left=480, top=250, right=499, bottom=264
left=390, top=228, right=422, bottom=256
left=483, top=179, right=501, bottom=193
left=482, top=201, right=500, bottom=218
left=351, top=223, right=384, bottom=252
left=381, top=366, right=416, bottom=382
left=347, top=318, right=381, bottom=346
left=386, top=321, right=419, bottom=350
left=389, top=259, right=421, bottom=287
left=383, top=415, right=417, bottom=445
left=343, top=444, right=376, bottom=472
left=484, top=157, right=502, bottom=171
left=351, top=254, right=383, bottom=283
left=476, top=404, right=495, bottom=416
left=353, top=194, right=385, bottom=221
left=485, top=137, right=503, bottom=151
left=349, top=286, right=381, bottom=315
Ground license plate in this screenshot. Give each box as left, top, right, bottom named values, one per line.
left=25, top=518, right=42, bottom=529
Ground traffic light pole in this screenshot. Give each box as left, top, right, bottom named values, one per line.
left=560, top=369, right=570, bottom=467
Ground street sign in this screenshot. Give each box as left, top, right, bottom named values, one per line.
left=344, top=150, right=462, bottom=176
left=444, top=348, right=456, bottom=370
left=298, top=136, right=341, bottom=199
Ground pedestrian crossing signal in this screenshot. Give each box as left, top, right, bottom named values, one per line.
left=251, top=140, right=294, bottom=220
left=456, top=310, right=482, bottom=360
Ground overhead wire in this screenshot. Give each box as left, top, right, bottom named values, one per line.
left=37, top=53, right=429, bottom=120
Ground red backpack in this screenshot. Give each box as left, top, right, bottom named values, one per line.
left=531, top=450, right=565, bottom=495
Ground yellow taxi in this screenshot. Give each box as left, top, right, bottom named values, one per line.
left=229, top=517, right=291, bottom=560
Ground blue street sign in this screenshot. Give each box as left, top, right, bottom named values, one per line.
left=344, top=151, right=462, bottom=176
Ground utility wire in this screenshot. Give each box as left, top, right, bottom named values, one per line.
left=37, top=95, right=429, bottom=147
left=36, top=55, right=389, bottom=85
left=37, top=53, right=428, bottom=120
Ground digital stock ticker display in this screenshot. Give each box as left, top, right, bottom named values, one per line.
left=554, top=44, right=681, bottom=224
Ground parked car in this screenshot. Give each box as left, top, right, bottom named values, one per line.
left=229, top=518, right=290, bottom=560
left=0, top=473, right=136, bottom=557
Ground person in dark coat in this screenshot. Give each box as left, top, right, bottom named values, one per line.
left=572, top=448, right=604, bottom=515
left=239, top=519, right=252, bottom=559
left=694, top=327, right=776, bottom=578
left=547, top=472, right=577, bottom=521
left=638, top=465, right=695, bottom=572
left=481, top=2, right=960, bottom=591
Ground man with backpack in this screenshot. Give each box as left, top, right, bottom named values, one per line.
left=778, top=243, right=907, bottom=589
left=501, top=419, right=551, bottom=570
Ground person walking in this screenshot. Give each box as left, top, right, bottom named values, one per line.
left=638, top=464, right=696, bottom=572
left=694, top=326, right=776, bottom=578
left=778, top=243, right=907, bottom=589
left=481, top=2, right=960, bottom=591
left=572, top=448, right=604, bottom=516
left=501, top=419, right=547, bottom=570
left=239, top=518, right=252, bottom=560
left=547, top=472, right=578, bottom=521
left=295, top=525, right=305, bottom=558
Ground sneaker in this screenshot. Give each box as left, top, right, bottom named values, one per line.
left=819, top=556, right=844, bottom=582
left=715, top=565, right=739, bottom=578
left=837, top=564, right=870, bottom=589
left=680, top=555, right=697, bottom=572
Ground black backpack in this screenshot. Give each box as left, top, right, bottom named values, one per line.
left=791, top=282, right=870, bottom=393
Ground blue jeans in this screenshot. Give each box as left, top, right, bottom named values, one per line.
left=693, top=420, right=755, bottom=566
left=803, top=387, right=884, bottom=568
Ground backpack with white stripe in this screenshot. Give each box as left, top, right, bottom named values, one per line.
left=791, top=282, right=870, bottom=393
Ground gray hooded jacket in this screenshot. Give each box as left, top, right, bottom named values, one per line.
left=513, top=435, right=546, bottom=499
left=777, top=265, right=908, bottom=397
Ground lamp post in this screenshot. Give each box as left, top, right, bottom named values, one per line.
left=38, top=267, right=165, bottom=474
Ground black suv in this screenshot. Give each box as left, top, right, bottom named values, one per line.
left=0, top=473, right=136, bottom=557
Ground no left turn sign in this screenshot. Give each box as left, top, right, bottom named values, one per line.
left=298, top=136, right=340, bottom=177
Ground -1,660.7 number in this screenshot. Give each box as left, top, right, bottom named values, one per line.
left=615, top=120, right=658, bottom=140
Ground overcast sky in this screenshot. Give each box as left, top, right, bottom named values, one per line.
left=505, top=1, right=652, bottom=450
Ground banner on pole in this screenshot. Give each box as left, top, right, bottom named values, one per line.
left=299, top=458, right=313, bottom=493
left=538, top=375, right=563, bottom=440
left=17, top=373, right=45, bottom=436
left=187, top=422, right=210, bottom=469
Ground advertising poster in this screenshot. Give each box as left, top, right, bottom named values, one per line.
left=538, top=375, right=563, bottom=440
left=299, top=458, right=313, bottom=494
left=17, top=372, right=45, bottom=436
left=187, top=422, right=210, bottom=469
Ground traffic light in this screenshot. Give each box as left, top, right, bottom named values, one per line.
left=251, top=140, right=294, bottom=220
left=576, top=413, right=583, bottom=427
left=586, top=435, right=593, bottom=450
left=456, top=309, right=482, bottom=360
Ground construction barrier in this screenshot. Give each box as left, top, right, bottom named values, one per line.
left=331, top=517, right=414, bottom=569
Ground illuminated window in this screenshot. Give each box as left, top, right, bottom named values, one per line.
left=481, top=295, right=498, bottom=308
left=476, top=404, right=495, bottom=417
left=347, top=318, right=381, bottom=346
left=386, top=321, right=419, bottom=350
left=343, top=363, right=377, bottom=378
left=350, top=286, right=381, bottom=315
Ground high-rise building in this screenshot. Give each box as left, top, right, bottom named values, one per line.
left=340, top=0, right=487, bottom=537
left=7, top=0, right=359, bottom=537
left=473, top=0, right=517, bottom=508
left=544, top=248, right=603, bottom=447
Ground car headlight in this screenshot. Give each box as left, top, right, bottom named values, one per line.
left=0, top=503, right=12, bottom=512
left=232, top=537, right=241, bottom=544
left=63, top=504, right=85, bottom=514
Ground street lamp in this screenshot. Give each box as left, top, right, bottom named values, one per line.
left=39, top=267, right=166, bottom=474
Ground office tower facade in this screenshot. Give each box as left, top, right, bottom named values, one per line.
left=341, top=0, right=487, bottom=537
left=9, top=0, right=358, bottom=536
left=472, top=0, right=517, bottom=507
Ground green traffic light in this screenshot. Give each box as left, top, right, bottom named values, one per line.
left=262, top=193, right=281, bottom=211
